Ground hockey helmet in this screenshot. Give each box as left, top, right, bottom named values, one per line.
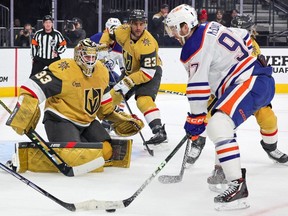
left=105, top=18, right=121, bottom=33
left=74, top=38, right=98, bottom=77
left=164, top=4, right=198, bottom=39
left=129, top=9, right=147, bottom=22
left=231, top=14, right=254, bottom=29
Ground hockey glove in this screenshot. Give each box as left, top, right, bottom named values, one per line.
left=184, top=112, right=207, bottom=138
left=105, top=111, right=144, bottom=137
left=6, top=94, right=40, bottom=135
left=104, top=59, right=116, bottom=72
left=113, top=76, right=135, bottom=95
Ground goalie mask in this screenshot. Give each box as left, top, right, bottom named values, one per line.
left=74, top=38, right=98, bottom=77
left=164, top=4, right=198, bottom=43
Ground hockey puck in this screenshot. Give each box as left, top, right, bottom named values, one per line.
left=106, top=209, right=116, bottom=213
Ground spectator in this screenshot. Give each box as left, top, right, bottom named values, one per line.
left=14, top=18, right=22, bottom=38
left=15, top=23, right=34, bottom=47
left=30, top=15, right=67, bottom=77
left=199, top=9, right=208, bottom=24
left=14, top=18, right=21, bottom=27
left=150, top=4, right=169, bottom=46
left=227, top=9, right=239, bottom=26
left=63, top=17, right=86, bottom=47
left=214, top=9, right=226, bottom=26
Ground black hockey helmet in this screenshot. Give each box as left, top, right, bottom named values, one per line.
left=231, top=14, right=253, bottom=29
left=129, top=9, right=147, bottom=22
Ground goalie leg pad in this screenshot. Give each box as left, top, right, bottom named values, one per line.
left=104, top=139, right=132, bottom=168
left=14, top=142, right=104, bottom=173
left=103, top=141, right=113, bottom=160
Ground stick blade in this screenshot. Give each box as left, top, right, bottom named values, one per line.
left=74, top=199, right=125, bottom=210
left=158, top=175, right=182, bottom=184
left=68, top=157, right=105, bottom=176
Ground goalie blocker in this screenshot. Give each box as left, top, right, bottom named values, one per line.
left=8, top=139, right=132, bottom=173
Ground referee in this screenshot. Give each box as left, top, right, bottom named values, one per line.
left=30, top=15, right=67, bottom=77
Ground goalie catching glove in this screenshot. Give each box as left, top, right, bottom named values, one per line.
left=105, top=111, right=144, bottom=137
left=6, top=94, right=40, bottom=135
left=113, top=76, right=135, bottom=95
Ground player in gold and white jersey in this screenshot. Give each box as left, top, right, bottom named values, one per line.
left=6, top=38, right=144, bottom=162
left=100, top=9, right=167, bottom=145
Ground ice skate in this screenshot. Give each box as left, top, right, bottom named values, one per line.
left=261, top=140, right=288, bottom=164
left=207, top=165, right=228, bottom=193
left=145, top=124, right=167, bottom=145
left=5, top=160, right=16, bottom=171
left=186, top=136, right=206, bottom=164
left=214, top=168, right=249, bottom=211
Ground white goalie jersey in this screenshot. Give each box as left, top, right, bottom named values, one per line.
left=181, top=21, right=256, bottom=115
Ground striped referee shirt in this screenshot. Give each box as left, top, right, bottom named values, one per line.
left=31, top=28, right=67, bottom=59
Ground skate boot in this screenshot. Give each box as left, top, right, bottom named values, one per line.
left=214, top=168, right=249, bottom=211
left=145, top=124, right=167, bottom=145
left=186, top=136, right=206, bottom=164
left=207, top=165, right=228, bottom=193
left=5, top=160, right=17, bottom=171
left=261, top=140, right=288, bottom=164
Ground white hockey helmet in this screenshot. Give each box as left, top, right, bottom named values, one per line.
left=105, top=18, right=121, bottom=33
left=74, top=38, right=98, bottom=77
left=165, top=4, right=198, bottom=38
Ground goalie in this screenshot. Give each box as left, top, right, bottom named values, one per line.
left=6, top=38, right=144, bottom=170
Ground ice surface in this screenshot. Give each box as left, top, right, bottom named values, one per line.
left=1, top=94, right=288, bottom=216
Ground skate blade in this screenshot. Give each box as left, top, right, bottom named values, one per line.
left=270, top=158, right=288, bottom=166
left=144, top=142, right=170, bottom=152
left=215, top=198, right=250, bottom=211
left=145, top=138, right=169, bottom=146
left=208, top=183, right=228, bottom=193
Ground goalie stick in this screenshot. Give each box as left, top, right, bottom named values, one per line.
left=0, top=135, right=188, bottom=211
left=158, top=97, right=218, bottom=184
left=0, top=162, right=76, bottom=211
left=0, top=99, right=104, bottom=177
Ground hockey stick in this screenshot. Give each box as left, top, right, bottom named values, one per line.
left=119, top=91, right=154, bottom=156
left=0, top=135, right=188, bottom=211
left=105, top=60, right=154, bottom=156
left=0, top=99, right=104, bottom=177
left=0, top=162, right=76, bottom=211
left=73, top=135, right=189, bottom=210
left=158, top=138, right=190, bottom=184
left=157, top=97, right=218, bottom=184
left=158, top=89, right=186, bottom=96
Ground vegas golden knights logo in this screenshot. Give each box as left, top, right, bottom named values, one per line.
left=84, top=88, right=101, bottom=115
